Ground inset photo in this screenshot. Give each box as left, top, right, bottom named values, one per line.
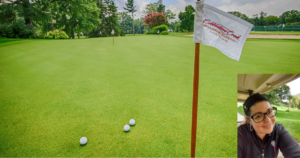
left=237, top=74, right=300, bottom=158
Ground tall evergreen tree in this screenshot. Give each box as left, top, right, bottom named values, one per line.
left=123, top=0, right=137, bottom=35
left=117, top=12, right=132, bottom=34
left=157, top=0, right=163, bottom=6
left=259, top=11, right=267, bottom=26
left=157, top=0, right=165, bottom=14
left=89, top=0, right=118, bottom=37
left=157, top=4, right=165, bottom=14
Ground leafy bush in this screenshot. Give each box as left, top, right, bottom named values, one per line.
left=119, top=29, right=126, bottom=36
left=0, top=18, right=35, bottom=38
left=152, top=25, right=168, bottom=34
left=35, top=30, right=45, bottom=39
left=44, top=29, right=69, bottom=39
left=286, top=109, right=290, bottom=112
left=0, top=25, right=14, bottom=38
left=161, top=31, right=169, bottom=35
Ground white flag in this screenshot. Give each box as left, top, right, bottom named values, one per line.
left=111, top=29, right=114, bottom=35
left=283, top=24, right=285, bottom=27
left=193, top=1, right=253, bottom=61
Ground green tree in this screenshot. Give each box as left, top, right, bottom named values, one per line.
left=89, top=0, right=118, bottom=38
left=289, top=94, right=300, bottom=109
left=55, top=0, right=100, bottom=39
left=0, top=0, right=63, bottom=26
left=124, top=0, right=137, bottom=35
left=106, top=0, right=119, bottom=36
left=174, top=22, right=181, bottom=32
left=142, top=3, right=158, bottom=16
left=178, top=5, right=195, bottom=32
left=265, top=15, right=281, bottom=26
left=279, top=10, right=300, bottom=25
left=251, top=14, right=259, bottom=26
left=133, top=19, right=141, bottom=34
left=0, top=0, right=101, bottom=39
left=168, top=20, right=178, bottom=32
left=157, top=0, right=163, bottom=5
left=117, top=11, right=132, bottom=34
left=228, top=11, right=249, bottom=21
left=285, top=10, right=300, bottom=25
left=264, top=85, right=292, bottom=105
left=0, top=2, right=17, bottom=24
left=157, top=4, right=165, bottom=14
left=165, top=9, right=176, bottom=28
left=259, top=11, right=267, bottom=26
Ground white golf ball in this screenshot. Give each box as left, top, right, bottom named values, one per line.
left=129, top=119, right=135, bottom=126
left=124, top=125, right=130, bottom=131
left=80, top=137, right=87, bottom=145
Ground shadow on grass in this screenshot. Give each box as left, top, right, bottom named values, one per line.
left=0, top=38, right=21, bottom=44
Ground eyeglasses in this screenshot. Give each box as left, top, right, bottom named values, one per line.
left=250, top=107, right=277, bottom=123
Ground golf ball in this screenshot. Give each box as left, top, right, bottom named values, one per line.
left=124, top=125, right=130, bottom=131
left=129, top=119, right=135, bottom=126
left=80, top=137, right=87, bottom=145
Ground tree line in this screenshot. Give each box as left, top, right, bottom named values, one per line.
left=175, top=5, right=300, bottom=33
left=228, top=10, right=300, bottom=26
left=264, top=85, right=300, bottom=110
left=0, top=0, right=177, bottom=38
left=1, top=0, right=299, bottom=39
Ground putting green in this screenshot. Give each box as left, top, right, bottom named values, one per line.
left=0, top=36, right=299, bottom=157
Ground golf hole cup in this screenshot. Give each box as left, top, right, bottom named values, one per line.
left=129, top=119, right=135, bottom=126
left=80, top=137, right=87, bottom=145
left=124, top=125, right=130, bottom=132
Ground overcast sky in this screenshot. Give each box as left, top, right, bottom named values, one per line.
left=287, top=78, right=300, bottom=95
left=114, top=0, right=300, bottom=20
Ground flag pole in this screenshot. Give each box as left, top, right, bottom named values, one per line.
left=191, top=43, right=200, bottom=158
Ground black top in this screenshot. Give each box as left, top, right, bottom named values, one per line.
left=238, top=123, right=300, bottom=158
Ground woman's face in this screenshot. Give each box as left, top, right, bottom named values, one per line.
left=249, top=101, right=276, bottom=137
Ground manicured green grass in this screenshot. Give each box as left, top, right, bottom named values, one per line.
left=237, top=106, right=244, bottom=116
left=272, top=105, right=300, bottom=141
left=74, top=36, right=87, bottom=39
left=1, top=35, right=300, bottom=157
left=169, top=32, right=194, bottom=36
left=276, top=109, right=300, bottom=141
left=250, top=31, right=300, bottom=35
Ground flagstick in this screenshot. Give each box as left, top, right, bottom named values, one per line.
left=191, top=43, right=200, bottom=158
left=113, top=34, right=114, bottom=45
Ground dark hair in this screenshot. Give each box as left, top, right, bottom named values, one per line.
left=243, top=93, right=270, bottom=117
left=241, top=93, right=270, bottom=125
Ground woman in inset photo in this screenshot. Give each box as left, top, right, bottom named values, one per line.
left=238, top=93, right=300, bottom=158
